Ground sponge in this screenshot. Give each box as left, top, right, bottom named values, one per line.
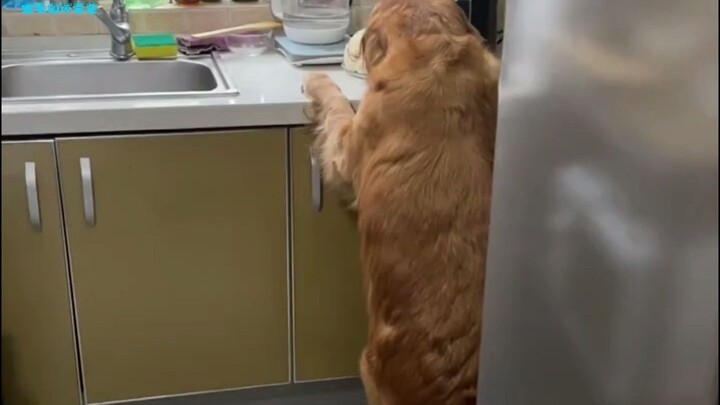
left=132, top=34, right=178, bottom=60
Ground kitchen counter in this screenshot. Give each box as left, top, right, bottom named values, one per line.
left=1, top=36, right=367, bottom=137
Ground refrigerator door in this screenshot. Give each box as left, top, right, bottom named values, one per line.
left=477, top=0, right=718, bottom=404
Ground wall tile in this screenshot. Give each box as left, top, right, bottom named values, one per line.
left=229, top=4, right=272, bottom=26
left=2, top=1, right=379, bottom=37
left=185, top=9, right=228, bottom=33
left=128, top=10, right=147, bottom=32
left=142, top=9, right=188, bottom=33
left=3, top=13, right=55, bottom=36
left=1, top=13, right=8, bottom=36
left=54, top=14, right=102, bottom=35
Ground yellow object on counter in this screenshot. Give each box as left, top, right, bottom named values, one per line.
left=131, top=33, right=178, bottom=60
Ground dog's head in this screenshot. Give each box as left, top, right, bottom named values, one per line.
left=360, top=0, right=482, bottom=76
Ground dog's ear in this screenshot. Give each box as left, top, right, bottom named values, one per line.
left=361, top=27, right=388, bottom=69
left=411, top=32, right=473, bottom=65
left=409, top=3, right=479, bottom=64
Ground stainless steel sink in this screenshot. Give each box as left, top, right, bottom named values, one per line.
left=1, top=50, right=238, bottom=102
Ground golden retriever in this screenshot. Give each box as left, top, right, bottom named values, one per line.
left=301, top=0, right=499, bottom=403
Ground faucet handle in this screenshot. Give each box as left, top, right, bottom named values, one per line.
left=95, top=5, right=132, bottom=42
left=95, top=5, right=112, bottom=21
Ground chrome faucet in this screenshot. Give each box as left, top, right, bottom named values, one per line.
left=96, top=0, right=134, bottom=61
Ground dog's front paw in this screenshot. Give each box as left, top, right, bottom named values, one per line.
left=302, top=73, right=334, bottom=123
left=302, top=99, right=323, bottom=124
left=302, top=73, right=341, bottom=101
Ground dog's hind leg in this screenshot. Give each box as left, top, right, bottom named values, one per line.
left=360, top=348, right=389, bottom=405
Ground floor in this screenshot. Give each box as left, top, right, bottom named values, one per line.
left=112, top=379, right=366, bottom=405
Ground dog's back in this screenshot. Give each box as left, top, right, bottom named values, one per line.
left=354, top=0, right=499, bottom=404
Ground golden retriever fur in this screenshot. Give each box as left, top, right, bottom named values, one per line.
left=301, top=0, right=499, bottom=403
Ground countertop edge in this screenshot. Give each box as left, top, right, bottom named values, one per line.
left=1, top=101, right=362, bottom=137
left=1, top=37, right=367, bottom=138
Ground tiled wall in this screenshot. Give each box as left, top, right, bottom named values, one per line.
left=1, top=0, right=376, bottom=36
left=1, top=0, right=498, bottom=39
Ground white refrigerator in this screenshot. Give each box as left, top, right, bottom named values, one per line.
left=478, top=0, right=718, bottom=404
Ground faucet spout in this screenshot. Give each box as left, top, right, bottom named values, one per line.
left=95, top=2, right=134, bottom=61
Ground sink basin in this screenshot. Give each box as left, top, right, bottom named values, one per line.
left=1, top=52, right=238, bottom=102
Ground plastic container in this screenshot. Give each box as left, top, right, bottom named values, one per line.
left=226, top=32, right=272, bottom=57
left=270, top=0, right=350, bottom=45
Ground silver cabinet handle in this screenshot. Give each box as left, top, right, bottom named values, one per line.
left=309, top=147, right=323, bottom=212
left=80, top=157, right=96, bottom=227
left=25, top=162, right=41, bottom=231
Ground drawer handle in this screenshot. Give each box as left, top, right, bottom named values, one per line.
left=80, top=157, right=96, bottom=227
left=25, top=162, right=41, bottom=231
left=309, top=147, right=323, bottom=213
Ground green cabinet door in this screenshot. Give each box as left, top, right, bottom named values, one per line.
left=1, top=141, right=82, bottom=405
left=56, top=131, right=289, bottom=403
left=290, top=128, right=367, bottom=381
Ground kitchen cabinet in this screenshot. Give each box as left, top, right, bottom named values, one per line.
left=290, top=128, right=367, bottom=381
left=55, top=131, right=289, bottom=403
left=1, top=141, right=82, bottom=405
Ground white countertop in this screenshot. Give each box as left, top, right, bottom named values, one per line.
left=1, top=36, right=367, bottom=137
